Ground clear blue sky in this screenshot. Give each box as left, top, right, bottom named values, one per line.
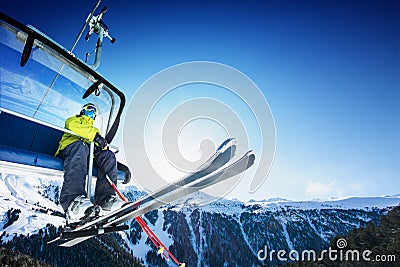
left=2, top=0, right=399, bottom=201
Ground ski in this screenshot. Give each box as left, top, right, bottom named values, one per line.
left=59, top=150, right=255, bottom=247
left=60, top=224, right=129, bottom=240
left=108, top=150, right=255, bottom=226
left=131, top=138, right=237, bottom=208
left=49, top=138, right=236, bottom=244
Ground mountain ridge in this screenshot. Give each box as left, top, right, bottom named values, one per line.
left=0, top=173, right=398, bottom=266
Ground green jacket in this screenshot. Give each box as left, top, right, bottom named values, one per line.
left=55, top=115, right=101, bottom=156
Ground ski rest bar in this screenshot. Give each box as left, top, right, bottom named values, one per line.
left=60, top=224, right=129, bottom=240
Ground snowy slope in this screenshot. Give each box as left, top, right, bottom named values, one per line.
left=162, top=192, right=400, bottom=266
left=0, top=172, right=399, bottom=267
left=0, top=173, right=141, bottom=241
left=0, top=173, right=64, bottom=241
left=170, top=190, right=400, bottom=214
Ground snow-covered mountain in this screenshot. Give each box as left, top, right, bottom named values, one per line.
left=0, top=173, right=64, bottom=240
left=0, top=173, right=399, bottom=267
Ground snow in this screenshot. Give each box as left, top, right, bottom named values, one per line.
left=150, top=210, right=175, bottom=267
left=128, top=221, right=151, bottom=262
left=0, top=173, right=65, bottom=241
left=279, top=217, right=294, bottom=251
left=0, top=170, right=399, bottom=265
left=244, top=196, right=400, bottom=211
left=182, top=208, right=204, bottom=267
left=306, top=216, right=328, bottom=243
left=169, top=190, right=400, bottom=217
left=237, top=216, right=257, bottom=257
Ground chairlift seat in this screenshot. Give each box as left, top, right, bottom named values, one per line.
left=0, top=109, right=126, bottom=181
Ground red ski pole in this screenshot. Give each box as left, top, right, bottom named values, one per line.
left=104, top=175, right=185, bottom=267
left=135, top=217, right=168, bottom=259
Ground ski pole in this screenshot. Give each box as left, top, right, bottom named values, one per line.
left=135, top=216, right=168, bottom=259
left=104, top=175, right=163, bottom=253
left=104, top=175, right=185, bottom=267
left=105, top=175, right=128, bottom=202
left=105, top=174, right=166, bottom=256
left=136, top=216, right=183, bottom=265
left=137, top=217, right=186, bottom=267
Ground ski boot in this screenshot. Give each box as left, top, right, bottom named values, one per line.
left=65, top=195, right=100, bottom=227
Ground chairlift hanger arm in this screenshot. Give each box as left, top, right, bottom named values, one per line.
left=85, top=6, right=116, bottom=44
left=0, top=12, right=126, bottom=144
left=83, top=81, right=102, bottom=99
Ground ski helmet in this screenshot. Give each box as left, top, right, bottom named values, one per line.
left=81, top=103, right=98, bottom=120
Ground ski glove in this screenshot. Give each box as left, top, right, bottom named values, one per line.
left=94, top=133, right=108, bottom=150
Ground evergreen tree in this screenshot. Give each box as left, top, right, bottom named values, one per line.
left=285, top=206, right=399, bottom=267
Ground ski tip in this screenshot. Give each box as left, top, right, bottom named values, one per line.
left=246, top=150, right=255, bottom=156
left=246, top=150, right=256, bottom=168
left=217, top=137, right=236, bottom=151
left=59, top=242, right=69, bottom=247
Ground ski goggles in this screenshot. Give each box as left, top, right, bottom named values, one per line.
left=82, top=103, right=98, bottom=119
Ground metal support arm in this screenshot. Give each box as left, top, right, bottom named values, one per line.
left=87, top=141, right=95, bottom=198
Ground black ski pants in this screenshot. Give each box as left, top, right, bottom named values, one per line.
left=58, top=140, right=118, bottom=211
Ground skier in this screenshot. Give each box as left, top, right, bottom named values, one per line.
left=55, top=103, right=125, bottom=225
